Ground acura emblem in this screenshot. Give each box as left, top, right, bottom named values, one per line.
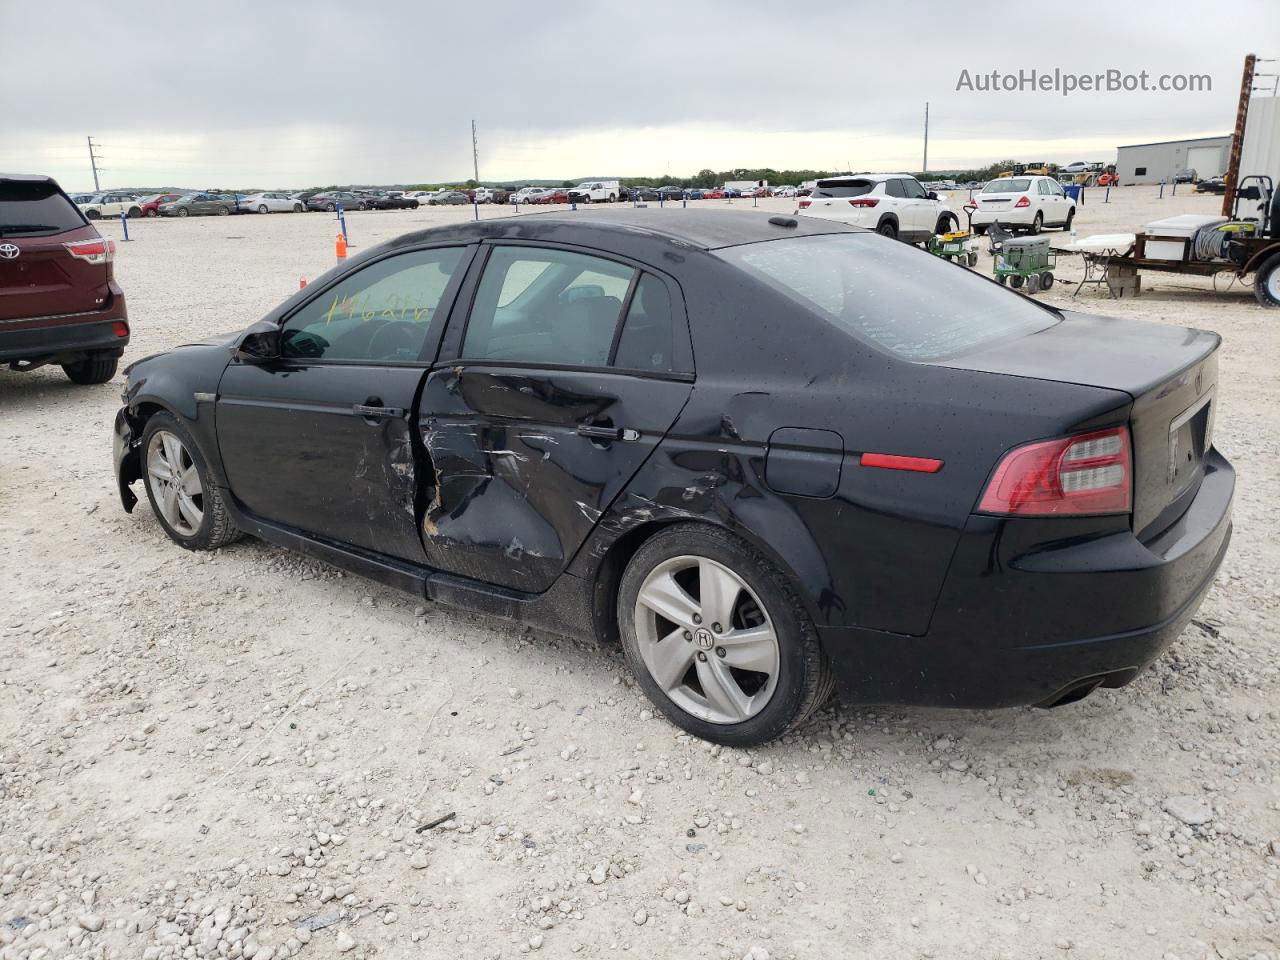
left=0, top=243, right=19, bottom=260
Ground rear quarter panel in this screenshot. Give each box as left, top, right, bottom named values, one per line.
left=573, top=256, right=1132, bottom=636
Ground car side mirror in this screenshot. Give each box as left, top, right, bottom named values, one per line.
left=234, top=321, right=281, bottom=363
left=927, top=191, right=939, bottom=200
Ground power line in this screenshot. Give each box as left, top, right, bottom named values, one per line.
left=471, top=120, right=479, bottom=183
left=87, top=136, right=105, bottom=191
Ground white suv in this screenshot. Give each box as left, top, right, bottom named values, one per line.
left=76, top=193, right=143, bottom=220
left=970, top=176, right=1075, bottom=234
left=797, top=174, right=956, bottom=242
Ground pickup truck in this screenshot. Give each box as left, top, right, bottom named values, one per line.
left=567, top=180, right=621, bottom=203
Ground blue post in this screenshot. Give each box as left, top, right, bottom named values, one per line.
left=1104, top=185, right=1111, bottom=203
left=335, top=204, right=349, bottom=245
left=571, top=200, right=577, bottom=211
left=119, top=211, right=130, bottom=241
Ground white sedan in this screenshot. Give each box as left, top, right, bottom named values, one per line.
left=969, top=176, right=1076, bottom=234
left=237, top=192, right=304, bottom=214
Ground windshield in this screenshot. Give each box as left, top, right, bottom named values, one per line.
left=0, top=180, right=87, bottom=237
left=982, top=178, right=1031, bottom=194
left=717, top=234, right=1058, bottom=361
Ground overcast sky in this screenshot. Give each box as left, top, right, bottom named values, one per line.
left=3, top=0, right=1278, bottom=190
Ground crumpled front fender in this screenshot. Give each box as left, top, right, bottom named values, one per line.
left=113, top=406, right=142, bottom=513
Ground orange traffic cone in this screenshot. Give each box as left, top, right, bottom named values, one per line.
left=335, top=233, right=347, bottom=260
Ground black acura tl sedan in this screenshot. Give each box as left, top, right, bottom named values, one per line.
left=113, top=209, right=1233, bottom=746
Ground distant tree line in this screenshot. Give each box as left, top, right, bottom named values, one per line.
left=113, top=159, right=1026, bottom=197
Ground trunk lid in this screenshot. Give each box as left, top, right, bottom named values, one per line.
left=937, top=310, right=1220, bottom=538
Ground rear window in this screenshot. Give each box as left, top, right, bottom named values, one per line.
left=0, top=180, right=86, bottom=237
left=718, top=234, right=1057, bottom=361
left=983, top=178, right=1031, bottom=194
left=812, top=178, right=875, bottom=198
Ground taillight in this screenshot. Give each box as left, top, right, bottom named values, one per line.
left=1014, top=196, right=1031, bottom=208
left=112, top=321, right=129, bottom=338
left=849, top=197, right=879, bottom=207
left=978, top=427, right=1132, bottom=516
left=64, top=238, right=115, bottom=264
left=798, top=199, right=811, bottom=208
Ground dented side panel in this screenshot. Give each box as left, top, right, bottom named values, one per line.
left=417, top=364, right=691, bottom=591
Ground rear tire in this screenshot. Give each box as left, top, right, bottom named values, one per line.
left=178, top=208, right=189, bottom=218
left=876, top=219, right=898, bottom=240
left=617, top=524, right=833, bottom=747
left=86, top=210, right=101, bottom=220
left=258, top=204, right=269, bottom=214
left=293, top=203, right=303, bottom=212
left=140, top=413, right=241, bottom=551
left=145, top=208, right=158, bottom=217
left=61, top=352, right=118, bottom=385
left=1255, top=255, right=1280, bottom=308
left=1029, top=212, right=1043, bottom=234
left=218, top=206, right=230, bottom=216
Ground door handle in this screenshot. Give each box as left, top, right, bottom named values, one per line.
left=353, top=401, right=405, bottom=419
left=577, top=424, right=640, bottom=442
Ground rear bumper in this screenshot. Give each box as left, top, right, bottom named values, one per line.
left=972, top=208, right=1035, bottom=227
left=0, top=295, right=129, bottom=366
left=822, top=448, right=1234, bottom=709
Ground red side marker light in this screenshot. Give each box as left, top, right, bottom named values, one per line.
left=861, top=452, right=944, bottom=473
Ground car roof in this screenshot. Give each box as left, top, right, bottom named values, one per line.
left=387, top=208, right=859, bottom=253
left=818, top=173, right=913, bottom=183
left=0, top=173, right=57, bottom=184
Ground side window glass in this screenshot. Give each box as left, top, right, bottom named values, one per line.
left=614, top=274, right=676, bottom=373
left=281, top=247, right=464, bottom=362
left=901, top=179, right=926, bottom=199
left=463, top=246, right=635, bottom=367
left=884, top=179, right=906, bottom=198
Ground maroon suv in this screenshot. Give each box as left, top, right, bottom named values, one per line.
left=1, top=174, right=129, bottom=384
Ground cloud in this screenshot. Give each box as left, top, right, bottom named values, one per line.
left=2, top=0, right=1275, bottom=189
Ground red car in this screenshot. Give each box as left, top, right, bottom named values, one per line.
left=701, top=187, right=726, bottom=199
left=0, top=174, right=129, bottom=384
left=138, top=193, right=181, bottom=217
left=533, top=188, right=570, bottom=204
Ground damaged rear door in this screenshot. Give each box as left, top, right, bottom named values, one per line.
left=215, top=244, right=472, bottom=562
left=419, top=242, right=694, bottom=591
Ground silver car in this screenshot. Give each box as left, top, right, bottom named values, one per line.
left=237, top=192, right=304, bottom=214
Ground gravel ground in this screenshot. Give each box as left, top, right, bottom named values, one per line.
left=2, top=188, right=1278, bottom=960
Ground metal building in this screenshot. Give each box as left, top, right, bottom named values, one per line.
left=1114, top=135, right=1231, bottom=184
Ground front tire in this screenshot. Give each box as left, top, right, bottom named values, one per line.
left=1063, top=208, right=1075, bottom=231
left=86, top=210, right=101, bottom=220
left=127, top=207, right=142, bottom=219
left=140, top=413, right=240, bottom=551
left=61, top=352, right=117, bottom=384
left=618, top=524, right=833, bottom=747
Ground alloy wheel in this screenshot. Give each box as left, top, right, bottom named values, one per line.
left=147, top=431, right=204, bottom=537
left=633, top=555, right=780, bottom=724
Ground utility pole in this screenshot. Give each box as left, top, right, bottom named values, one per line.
left=922, top=102, right=929, bottom=174
left=87, top=136, right=104, bottom=191
left=471, top=120, right=479, bottom=183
